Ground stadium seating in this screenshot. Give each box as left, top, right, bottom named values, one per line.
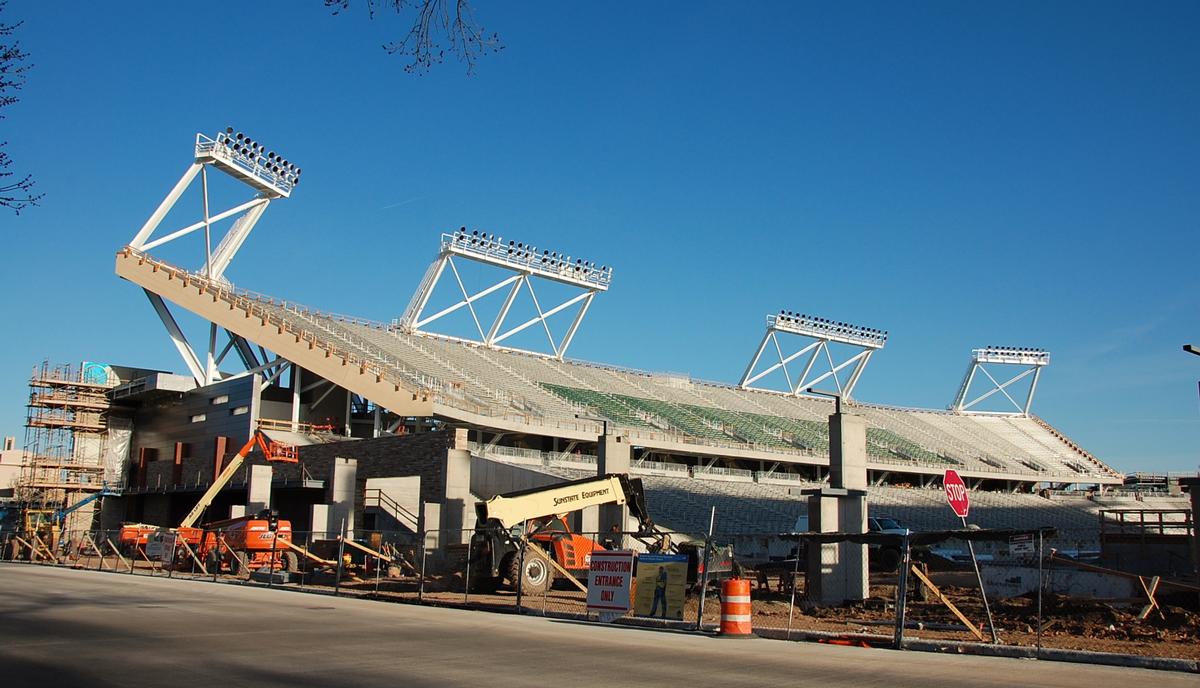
left=242, top=298, right=1119, bottom=484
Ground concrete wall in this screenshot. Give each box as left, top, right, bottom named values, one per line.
left=0, top=445, right=22, bottom=497
left=135, top=375, right=258, bottom=488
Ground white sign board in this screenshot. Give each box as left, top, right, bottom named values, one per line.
left=146, top=531, right=176, bottom=562
left=586, top=550, right=635, bottom=621
left=1009, top=534, right=1035, bottom=556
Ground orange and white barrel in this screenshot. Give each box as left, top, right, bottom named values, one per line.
left=719, top=578, right=755, bottom=637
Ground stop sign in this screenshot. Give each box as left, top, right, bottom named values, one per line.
left=943, top=469, right=970, bottom=519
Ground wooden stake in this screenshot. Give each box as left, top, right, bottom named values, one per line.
left=910, top=564, right=986, bottom=642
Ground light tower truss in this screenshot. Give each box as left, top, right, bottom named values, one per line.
left=397, top=229, right=613, bottom=360
left=739, top=311, right=887, bottom=399
left=125, top=128, right=302, bottom=387
left=952, top=346, right=1050, bottom=416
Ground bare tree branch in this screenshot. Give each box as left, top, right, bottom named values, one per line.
left=0, top=1, right=40, bottom=214
left=325, top=0, right=502, bottom=75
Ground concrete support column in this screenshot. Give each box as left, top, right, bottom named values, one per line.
left=329, top=457, right=358, bottom=539
left=246, top=464, right=272, bottom=514
left=291, top=365, right=302, bottom=429
left=442, top=447, right=473, bottom=543
left=805, top=408, right=869, bottom=605
left=597, top=434, right=631, bottom=536
left=310, top=504, right=329, bottom=540
left=830, top=412, right=867, bottom=490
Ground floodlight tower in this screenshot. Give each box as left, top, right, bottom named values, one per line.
left=739, top=311, right=887, bottom=399
left=952, top=346, right=1050, bottom=416
left=397, top=228, right=612, bottom=360
left=125, top=128, right=302, bottom=385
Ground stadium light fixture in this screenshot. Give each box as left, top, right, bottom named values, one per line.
left=398, top=229, right=613, bottom=360
left=770, top=310, right=887, bottom=349
left=740, top=310, right=887, bottom=400
left=202, top=127, right=302, bottom=197
left=953, top=346, right=1050, bottom=416
left=126, top=128, right=304, bottom=387
left=442, top=229, right=612, bottom=291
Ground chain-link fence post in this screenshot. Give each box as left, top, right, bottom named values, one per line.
left=298, top=530, right=309, bottom=590
left=463, top=529, right=473, bottom=603
left=418, top=529, right=427, bottom=603
left=892, top=532, right=912, bottom=650
left=695, top=507, right=716, bottom=631
left=334, top=517, right=347, bottom=597
left=785, top=541, right=802, bottom=640
left=374, top=534, right=383, bottom=594
left=515, top=520, right=528, bottom=613
left=213, top=530, right=223, bottom=583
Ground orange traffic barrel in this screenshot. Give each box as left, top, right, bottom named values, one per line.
left=719, top=578, right=756, bottom=638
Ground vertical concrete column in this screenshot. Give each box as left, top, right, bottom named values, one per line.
left=310, top=504, right=329, bottom=540
left=246, top=464, right=273, bottom=514
left=329, top=457, right=358, bottom=539
left=442, top=447, right=473, bottom=544
left=829, top=412, right=867, bottom=490
left=805, top=408, right=870, bottom=605
left=597, top=434, right=632, bottom=537
left=423, top=502, right=442, bottom=551
left=805, top=491, right=842, bottom=605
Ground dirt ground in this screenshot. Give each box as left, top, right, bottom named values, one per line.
left=23, top=554, right=1200, bottom=661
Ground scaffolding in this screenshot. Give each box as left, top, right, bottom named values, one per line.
left=16, top=361, right=118, bottom=532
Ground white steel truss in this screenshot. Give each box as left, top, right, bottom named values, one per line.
left=739, top=311, right=887, bottom=399
left=953, top=347, right=1049, bottom=416
left=128, top=129, right=299, bottom=387
left=397, top=230, right=612, bottom=360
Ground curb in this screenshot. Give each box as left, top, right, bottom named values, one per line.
left=7, top=563, right=1197, bottom=673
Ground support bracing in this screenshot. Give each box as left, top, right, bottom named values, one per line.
left=396, top=231, right=612, bottom=360
left=739, top=311, right=886, bottom=400
left=126, top=129, right=301, bottom=389
left=952, top=347, right=1050, bottom=416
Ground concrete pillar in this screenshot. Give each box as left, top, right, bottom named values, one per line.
left=310, top=504, right=329, bottom=540
left=423, top=502, right=441, bottom=550
left=246, top=464, right=272, bottom=514
left=580, top=506, right=599, bottom=535
left=329, top=457, right=357, bottom=539
left=804, top=488, right=869, bottom=605
left=829, top=412, right=867, bottom=490
left=442, top=447, right=473, bottom=543
left=804, top=408, right=869, bottom=605
left=1181, top=478, right=1199, bottom=577
left=597, top=434, right=631, bottom=537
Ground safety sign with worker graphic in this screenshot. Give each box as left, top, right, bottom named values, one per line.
left=633, top=553, right=688, bottom=621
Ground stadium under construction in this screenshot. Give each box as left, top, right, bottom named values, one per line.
left=3, top=129, right=1194, bottom=570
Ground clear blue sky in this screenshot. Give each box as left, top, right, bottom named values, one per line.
left=1, top=2, right=1196, bottom=474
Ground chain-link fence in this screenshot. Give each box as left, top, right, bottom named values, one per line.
left=3, top=525, right=1195, bottom=659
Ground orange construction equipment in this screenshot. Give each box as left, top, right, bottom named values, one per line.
left=119, top=429, right=298, bottom=563
left=719, top=578, right=755, bottom=637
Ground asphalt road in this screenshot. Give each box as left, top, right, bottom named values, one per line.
left=0, top=564, right=1192, bottom=688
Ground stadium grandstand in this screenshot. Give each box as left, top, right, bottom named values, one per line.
left=22, top=129, right=1188, bottom=562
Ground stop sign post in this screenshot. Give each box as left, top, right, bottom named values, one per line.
left=942, top=468, right=998, bottom=643
left=943, top=469, right=970, bottom=519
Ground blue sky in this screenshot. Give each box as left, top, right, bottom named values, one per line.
left=1, top=2, right=1196, bottom=473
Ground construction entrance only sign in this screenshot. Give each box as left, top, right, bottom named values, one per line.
left=587, top=550, right=634, bottom=622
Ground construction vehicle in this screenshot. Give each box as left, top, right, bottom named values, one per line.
left=194, top=509, right=297, bottom=574
left=120, top=429, right=298, bottom=571
left=469, top=473, right=734, bottom=594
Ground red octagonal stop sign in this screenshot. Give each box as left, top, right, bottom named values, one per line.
left=943, top=469, right=970, bottom=519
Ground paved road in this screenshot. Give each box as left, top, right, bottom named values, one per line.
left=0, top=564, right=1192, bottom=688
